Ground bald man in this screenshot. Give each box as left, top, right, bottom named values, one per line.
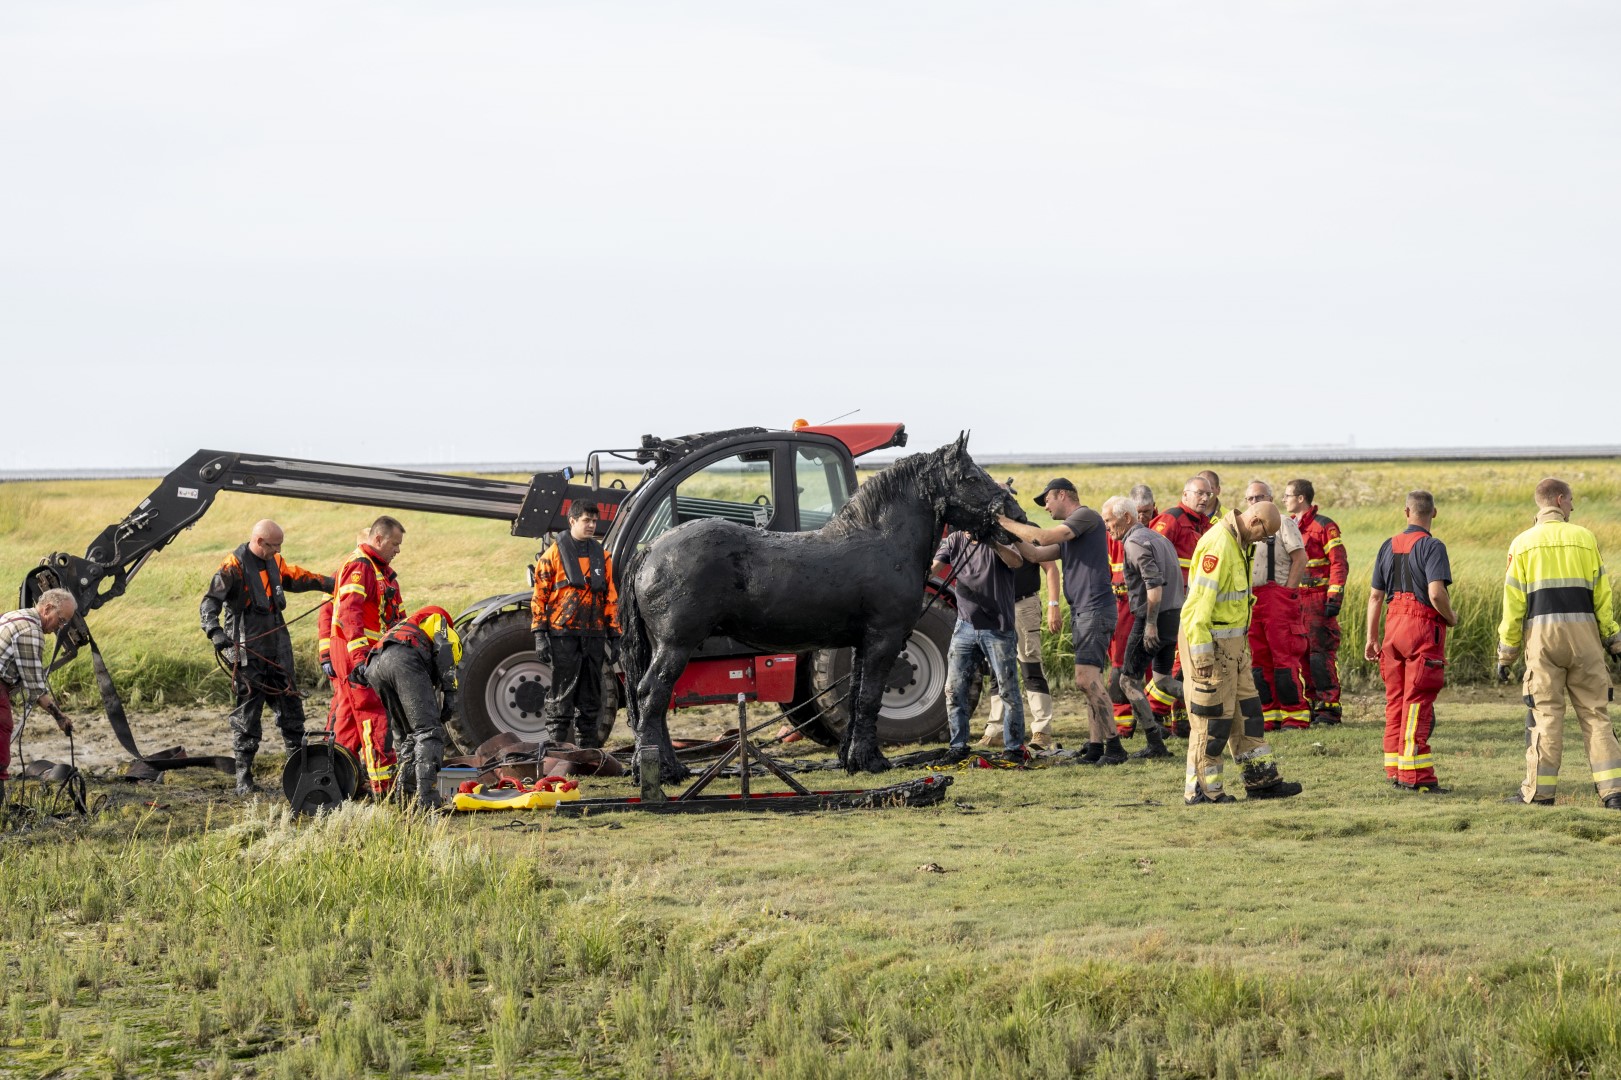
left=201, top=520, right=335, bottom=794
left=1180, top=501, right=1305, bottom=805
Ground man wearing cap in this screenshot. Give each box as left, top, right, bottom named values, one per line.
left=1000, top=479, right=1125, bottom=765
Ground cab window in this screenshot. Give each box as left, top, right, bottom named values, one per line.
left=796, top=445, right=851, bottom=529
left=635, top=450, right=776, bottom=551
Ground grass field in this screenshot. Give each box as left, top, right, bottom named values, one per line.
left=4, top=459, right=1621, bottom=1076
left=6, top=693, right=1621, bottom=1078
left=2, top=456, right=1617, bottom=705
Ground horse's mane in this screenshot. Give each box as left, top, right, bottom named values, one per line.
left=829, top=447, right=945, bottom=533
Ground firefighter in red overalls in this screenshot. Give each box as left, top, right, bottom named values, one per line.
left=1364, top=490, right=1456, bottom=791
left=1242, top=482, right=1310, bottom=730
left=330, top=516, right=407, bottom=794
left=1107, top=485, right=1159, bottom=736
left=1285, top=479, right=1350, bottom=725
left=1147, top=476, right=1215, bottom=736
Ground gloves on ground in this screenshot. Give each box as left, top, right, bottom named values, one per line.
left=534, top=631, right=552, bottom=665
left=348, top=661, right=369, bottom=688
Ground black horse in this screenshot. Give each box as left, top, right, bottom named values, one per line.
left=620, top=433, right=1009, bottom=782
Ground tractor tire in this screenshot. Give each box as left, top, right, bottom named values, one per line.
left=801, top=601, right=954, bottom=746
left=455, top=608, right=619, bottom=752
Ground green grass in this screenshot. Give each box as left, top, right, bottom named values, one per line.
left=6, top=691, right=1621, bottom=1077
left=1, top=457, right=1617, bottom=706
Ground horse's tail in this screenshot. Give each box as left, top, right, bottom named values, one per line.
left=617, top=549, right=653, bottom=732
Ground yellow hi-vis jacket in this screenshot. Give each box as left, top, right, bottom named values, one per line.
left=1180, top=513, right=1255, bottom=663
left=1498, top=508, right=1621, bottom=659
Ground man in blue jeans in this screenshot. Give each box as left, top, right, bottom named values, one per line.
left=932, top=527, right=1030, bottom=764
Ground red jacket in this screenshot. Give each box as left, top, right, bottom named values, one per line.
left=1148, top=503, right=1213, bottom=584
left=1295, top=505, right=1349, bottom=600
left=332, top=544, right=405, bottom=665
left=1107, top=535, right=1128, bottom=602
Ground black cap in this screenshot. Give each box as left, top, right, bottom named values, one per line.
left=1034, top=477, right=1077, bottom=508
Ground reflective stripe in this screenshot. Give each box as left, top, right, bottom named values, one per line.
left=1324, top=538, right=1344, bottom=552
left=346, top=638, right=370, bottom=653
left=364, top=629, right=382, bottom=640
left=1190, top=574, right=1221, bottom=593
left=1404, top=703, right=1419, bottom=768
left=1189, top=642, right=1215, bottom=656
left=1216, top=590, right=1248, bottom=603
left=1147, top=679, right=1177, bottom=706
left=1212, top=626, right=1247, bottom=639
left=1526, top=612, right=1599, bottom=627
left=1384, top=752, right=1400, bottom=765
left=1327, top=585, right=1344, bottom=595
left=1592, top=767, right=1621, bottom=783
left=1306, top=558, right=1329, bottom=567
left=337, top=584, right=368, bottom=598
left=1178, top=558, right=1193, bottom=569
left=1504, top=576, right=1524, bottom=593
left=1525, top=576, right=1598, bottom=591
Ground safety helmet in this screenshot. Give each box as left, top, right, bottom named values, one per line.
left=409, top=606, right=462, bottom=665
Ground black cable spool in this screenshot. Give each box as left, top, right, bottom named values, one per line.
left=281, top=736, right=361, bottom=815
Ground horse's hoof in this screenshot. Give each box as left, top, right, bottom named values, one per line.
left=661, top=757, right=692, bottom=783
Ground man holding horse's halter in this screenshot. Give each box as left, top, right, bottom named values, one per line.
left=999, top=478, right=1127, bottom=766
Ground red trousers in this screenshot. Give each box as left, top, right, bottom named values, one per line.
left=331, top=645, right=395, bottom=794
left=1109, top=596, right=1135, bottom=732
left=0, top=691, right=13, bottom=781
left=1380, top=600, right=1446, bottom=785
left=1248, top=584, right=1309, bottom=728
left=1299, top=589, right=1342, bottom=716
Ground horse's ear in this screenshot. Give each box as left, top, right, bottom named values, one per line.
left=956, top=430, right=969, bottom=453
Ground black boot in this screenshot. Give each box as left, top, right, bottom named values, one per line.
left=1080, top=742, right=1104, bottom=764
left=1130, top=729, right=1172, bottom=760
left=234, top=754, right=259, bottom=795
left=414, top=744, right=443, bottom=810
left=1242, top=760, right=1302, bottom=799
left=1097, top=737, right=1128, bottom=765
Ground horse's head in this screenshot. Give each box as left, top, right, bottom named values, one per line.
left=932, top=432, right=1013, bottom=542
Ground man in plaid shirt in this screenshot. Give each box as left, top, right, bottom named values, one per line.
left=1, top=588, right=77, bottom=806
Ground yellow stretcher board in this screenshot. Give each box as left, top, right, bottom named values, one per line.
left=451, top=785, right=583, bottom=812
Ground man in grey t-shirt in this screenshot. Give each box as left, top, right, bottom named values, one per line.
left=1000, top=477, right=1126, bottom=765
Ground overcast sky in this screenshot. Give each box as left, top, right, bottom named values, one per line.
left=3, top=1, right=1616, bottom=471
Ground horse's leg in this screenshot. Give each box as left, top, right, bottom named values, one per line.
left=635, top=642, right=694, bottom=783
left=845, top=630, right=904, bottom=775
left=837, top=659, right=863, bottom=771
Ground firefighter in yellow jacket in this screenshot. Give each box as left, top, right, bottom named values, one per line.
left=531, top=500, right=619, bottom=748
left=1180, top=501, right=1305, bottom=805
left=1497, top=477, right=1621, bottom=808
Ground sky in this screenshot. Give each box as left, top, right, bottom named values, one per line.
left=3, top=0, right=1617, bottom=471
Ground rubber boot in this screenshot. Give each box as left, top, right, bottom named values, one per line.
left=1080, top=742, right=1104, bottom=764
left=415, top=761, right=442, bottom=810
left=234, top=753, right=259, bottom=796
left=1130, top=726, right=1171, bottom=760
left=1097, top=736, right=1128, bottom=765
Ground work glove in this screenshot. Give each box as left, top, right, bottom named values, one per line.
left=209, top=628, right=231, bottom=654
left=1323, top=597, right=1342, bottom=619
left=321, top=660, right=336, bottom=680
left=1495, top=662, right=1512, bottom=684
left=348, top=661, right=369, bottom=688
left=534, top=631, right=552, bottom=665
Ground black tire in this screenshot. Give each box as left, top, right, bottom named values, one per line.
left=803, top=601, right=954, bottom=746
left=456, top=609, right=619, bottom=752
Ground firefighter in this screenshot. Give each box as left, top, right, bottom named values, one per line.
left=1102, top=496, right=1178, bottom=760
left=532, top=500, right=620, bottom=748
left=1197, top=470, right=1223, bottom=518
left=1365, top=490, right=1456, bottom=792
left=330, top=516, right=407, bottom=795
left=1243, top=482, right=1310, bottom=731
left=366, top=606, right=461, bottom=809
left=1284, top=479, right=1350, bottom=725
left=1180, top=500, right=1304, bottom=805
left=200, top=520, right=334, bottom=795
left=1148, top=476, right=1217, bottom=735
left=1, top=589, right=77, bottom=809
left=1497, top=478, right=1621, bottom=808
